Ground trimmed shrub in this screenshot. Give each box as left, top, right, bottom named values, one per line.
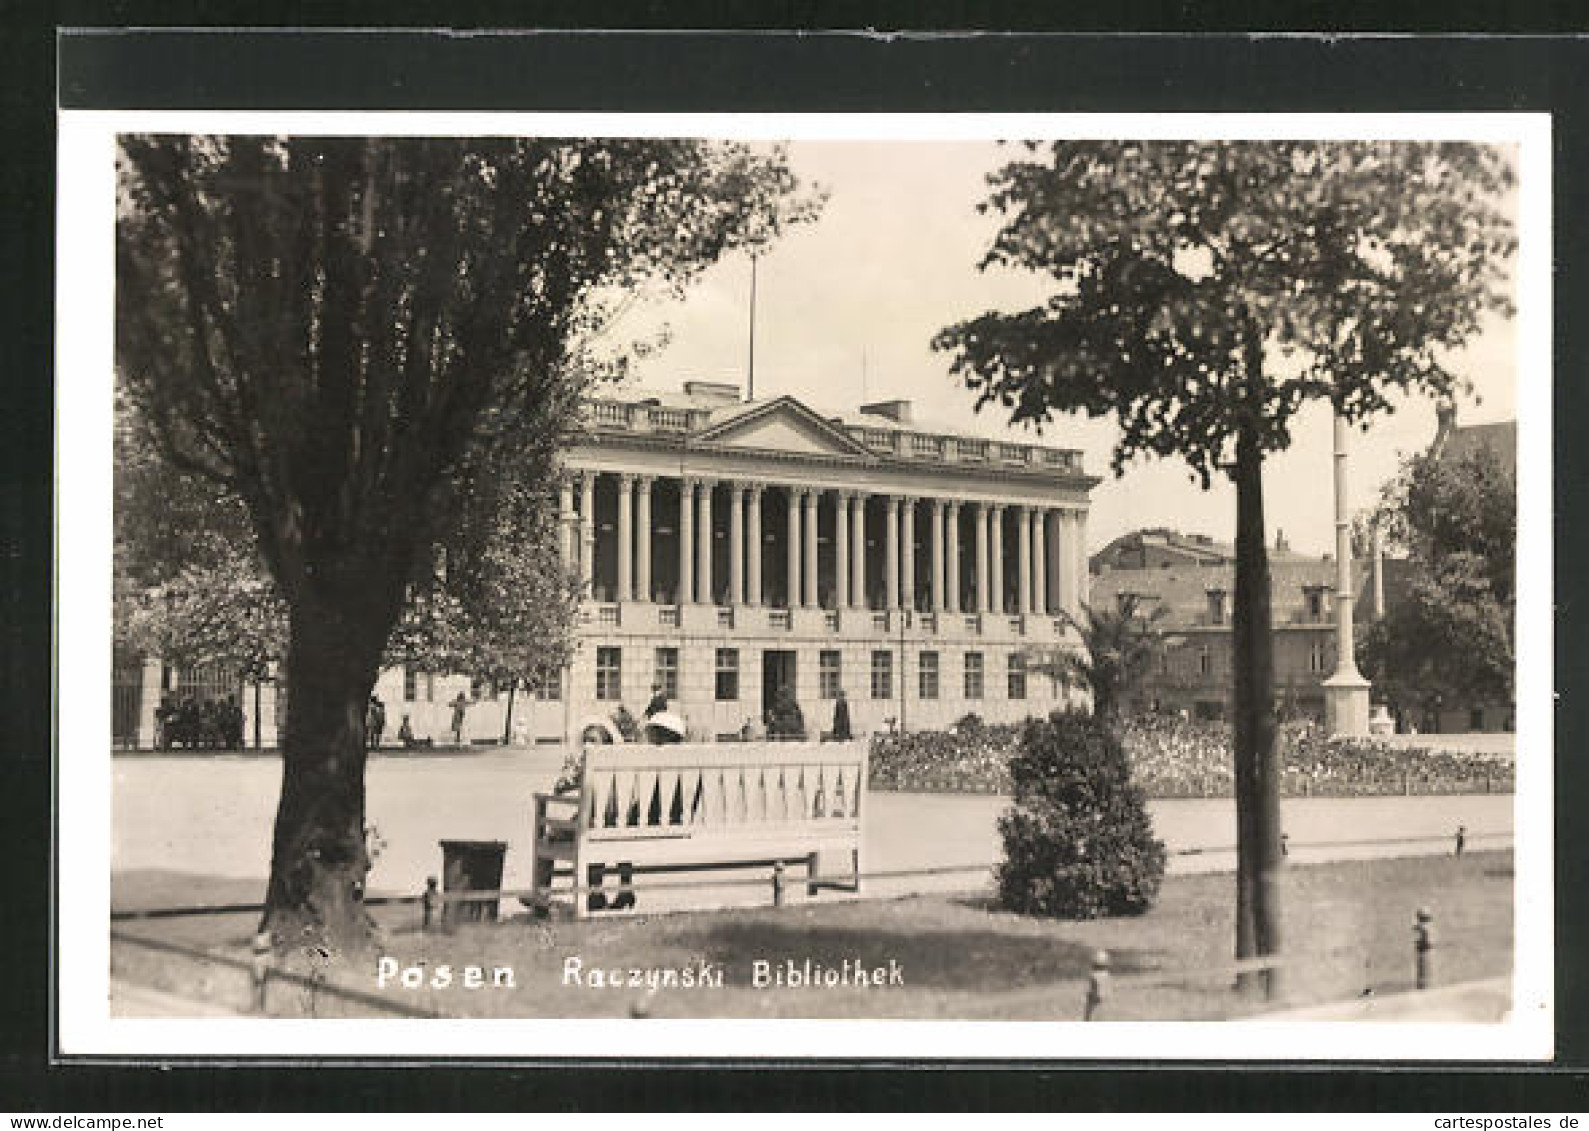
left=996, top=711, right=1166, bottom=918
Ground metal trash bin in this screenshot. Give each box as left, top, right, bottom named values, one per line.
left=438, top=839, right=507, bottom=924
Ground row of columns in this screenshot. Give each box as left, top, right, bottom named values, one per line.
left=559, top=473, right=1089, bottom=615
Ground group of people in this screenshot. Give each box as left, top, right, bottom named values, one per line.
left=154, top=693, right=245, bottom=751
left=364, top=692, right=471, bottom=750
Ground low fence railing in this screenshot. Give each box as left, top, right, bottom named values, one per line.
left=112, top=832, right=1513, bottom=1020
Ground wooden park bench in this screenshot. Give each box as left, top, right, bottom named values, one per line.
left=530, top=740, right=868, bottom=919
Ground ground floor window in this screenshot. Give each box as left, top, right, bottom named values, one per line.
left=918, top=650, right=940, bottom=700
left=1007, top=652, right=1027, bottom=700
left=596, top=647, right=622, bottom=701
left=715, top=648, right=739, bottom=701
left=819, top=650, right=842, bottom=699
left=1308, top=640, right=1328, bottom=673
left=655, top=647, right=680, bottom=699
left=870, top=650, right=893, bottom=700
left=964, top=652, right=984, bottom=699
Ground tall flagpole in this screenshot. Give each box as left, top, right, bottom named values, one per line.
left=746, top=253, right=758, bottom=401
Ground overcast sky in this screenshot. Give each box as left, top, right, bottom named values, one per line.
left=609, top=141, right=1518, bottom=558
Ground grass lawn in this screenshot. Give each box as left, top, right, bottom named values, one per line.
left=110, top=850, right=1513, bottom=1022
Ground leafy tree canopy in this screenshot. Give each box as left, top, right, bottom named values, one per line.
left=1360, top=436, right=1515, bottom=713
left=935, top=142, right=1515, bottom=486
left=934, top=139, right=1515, bottom=985
left=117, top=134, right=822, bottom=948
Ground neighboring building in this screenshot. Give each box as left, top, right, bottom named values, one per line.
left=1091, top=539, right=1349, bottom=722
left=1091, top=526, right=1313, bottom=572
left=115, top=380, right=1100, bottom=748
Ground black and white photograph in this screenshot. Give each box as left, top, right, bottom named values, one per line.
left=54, top=107, right=1551, bottom=1060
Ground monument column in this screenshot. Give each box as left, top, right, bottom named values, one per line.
left=1324, top=412, right=1372, bottom=736
left=945, top=501, right=961, bottom=615
left=616, top=474, right=634, bottom=603
left=728, top=482, right=746, bottom=607
left=636, top=476, right=653, bottom=602
left=803, top=488, right=820, bottom=609
left=834, top=492, right=851, bottom=611
left=677, top=477, right=694, bottom=605
left=746, top=484, right=764, bottom=607
left=697, top=479, right=715, bottom=605
left=850, top=491, right=867, bottom=609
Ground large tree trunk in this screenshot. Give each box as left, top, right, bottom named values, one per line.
left=1232, top=427, right=1284, bottom=998
left=261, top=600, right=386, bottom=956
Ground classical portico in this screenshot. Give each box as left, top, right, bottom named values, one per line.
left=551, top=382, right=1098, bottom=742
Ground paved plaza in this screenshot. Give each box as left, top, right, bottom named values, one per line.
left=111, top=746, right=1515, bottom=912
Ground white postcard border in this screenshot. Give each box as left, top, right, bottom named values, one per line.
left=57, top=109, right=1554, bottom=1061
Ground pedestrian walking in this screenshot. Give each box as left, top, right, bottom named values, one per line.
left=449, top=692, right=469, bottom=746
left=367, top=694, right=387, bottom=750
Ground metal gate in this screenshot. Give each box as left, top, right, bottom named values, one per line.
left=112, top=664, right=144, bottom=749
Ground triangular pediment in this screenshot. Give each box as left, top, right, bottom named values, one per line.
left=695, top=396, right=875, bottom=459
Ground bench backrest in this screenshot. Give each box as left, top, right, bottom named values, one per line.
left=579, top=740, right=868, bottom=840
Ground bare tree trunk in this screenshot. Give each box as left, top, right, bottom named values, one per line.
left=261, top=601, right=384, bottom=956
left=1232, top=426, right=1284, bottom=998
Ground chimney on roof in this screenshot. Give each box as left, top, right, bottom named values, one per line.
left=1275, top=528, right=1289, bottom=553
left=683, top=380, right=742, bottom=405
left=860, top=399, right=913, bottom=425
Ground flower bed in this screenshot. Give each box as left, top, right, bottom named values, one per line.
left=869, top=714, right=1514, bottom=798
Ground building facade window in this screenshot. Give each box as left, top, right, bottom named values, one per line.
left=1308, top=640, right=1328, bottom=673
left=1207, top=589, right=1227, bottom=626
left=655, top=647, right=680, bottom=699
left=1198, top=647, right=1212, bottom=676
left=819, top=650, right=843, bottom=699
left=403, top=664, right=434, bottom=703
left=715, top=648, right=739, bottom=701
left=1305, top=586, right=1327, bottom=621
left=964, top=652, right=985, bottom=699
left=530, top=669, right=561, bottom=701
left=918, top=651, right=940, bottom=700
left=596, top=647, right=623, bottom=701
left=870, top=650, right=894, bottom=700
left=1007, top=652, right=1028, bottom=700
